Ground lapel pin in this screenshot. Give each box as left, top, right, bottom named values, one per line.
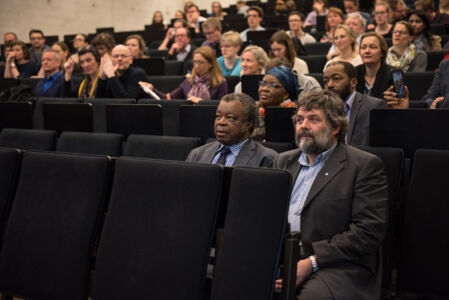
left=325, top=172, right=329, bottom=176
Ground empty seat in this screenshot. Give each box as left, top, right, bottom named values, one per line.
left=147, top=49, right=169, bottom=58
left=57, top=131, right=124, bottom=156
left=43, top=102, right=93, bottom=133
left=403, top=72, right=434, bottom=100
left=0, top=78, right=19, bottom=93
left=0, top=102, right=34, bottom=130
left=93, top=158, right=223, bottom=300
left=225, top=76, right=240, bottom=93
left=125, top=134, right=201, bottom=160
left=33, top=97, right=82, bottom=129
left=179, top=105, right=217, bottom=143
left=303, top=42, right=332, bottom=55
left=0, top=148, right=20, bottom=234
left=133, top=58, right=165, bottom=75
left=146, top=75, right=186, bottom=93
left=0, top=128, right=57, bottom=151
left=0, top=151, right=112, bottom=300
left=241, top=74, right=264, bottom=100
left=87, top=98, right=135, bottom=132
left=300, top=55, right=327, bottom=73
left=426, top=51, right=445, bottom=71
left=265, top=107, right=296, bottom=144
left=164, top=60, right=184, bottom=75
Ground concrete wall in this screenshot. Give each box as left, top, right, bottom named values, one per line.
left=0, top=0, right=236, bottom=42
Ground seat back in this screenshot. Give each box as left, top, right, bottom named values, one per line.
left=399, top=149, right=449, bottom=297
left=43, top=102, right=93, bottom=133
left=303, top=42, right=332, bottom=55
left=133, top=58, right=165, bottom=75
left=426, top=51, right=445, bottom=71
left=93, top=158, right=223, bottom=300
left=0, top=148, right=20, bottom=234
left=87, top=98, right=135, bottom=132
left=211, top=167, right=291, bottom=300
left=0, top=102, right=34, bottom=130
left=124, top=134, right=201, bottom=160
left=57, top=131, right=124, bottom=156
left=0, top=128, right=57, bottom=151
left=106, top=104, right=162, bottom=137
left=0, top=151, right=111, bottom=300
left=265, top=107, right=296, bottom=144
left=164, top=60, right=184, bottom=75
left=179, top=105, right=217, bottom=143
left=300, top=55, right=327, bottom=73
left=146, top=75, right=186, bottom=93
left=241, top=74, right=264, bottom=100
left=403, top=72, right=434, bottom=100
left=33, top=97, right=81, bottom=129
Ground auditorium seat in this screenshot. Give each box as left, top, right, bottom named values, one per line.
left=426, top=51, right=445, bottom=71
left=43, top=102, right=93, bottom=133
left=33, top=97, right=81, bottom=129
left=308, top=73, right=324, bottom=88
left=164, top=60, right=184, bottom=75
left=124, top=134, right=200, bottom=160
left=300, top=55, right=327, bottom=73
left=146, top=75, right=186, bottom=93
left=0, top=102, right=34, bottom=130
left=92, top=158, right=223, bottom=300
left=303, top=42, right=332, bottom=55
left=261, top=141, right=293, bottom=153
left=147, top=49, right=168, bottom=58
left=403, top=72, right=434, bottom=100
left=179, top=105, right=217, bottom=143
left=57, top=131, right=124, bottom=156
left=0, top=128, right=57, bottom=151
left=0, top=148, right=20, bottom=234
left=0, top=151, right=112, bottom=300
left=225, top=76, right=240, bottom=93
left=87, top=98, right=135, bottom=132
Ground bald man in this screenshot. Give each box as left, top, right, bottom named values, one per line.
left=96, top=44, right=148, bottom=99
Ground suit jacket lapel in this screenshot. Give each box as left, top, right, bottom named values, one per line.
left=233, top=139, right=255, bottom=166
left=202, top=142, right=221, bottom=163
left=285, top=149, right=303, bottom=186
left=348, top=92, right=362, bottom=144
left=303, top=143, right=347, bottom=209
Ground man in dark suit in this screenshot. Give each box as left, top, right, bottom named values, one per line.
left=324, top=61, right=387, bottom=146
left=186, top=93, right=277, bottom=167
left=274, top=90, right=388, bottom=299
left=167, top=27, right=196, bottom=64
left=34, top=49, right=64, bottom=98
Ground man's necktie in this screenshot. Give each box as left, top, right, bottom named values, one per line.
left=215, top=147, right=231, bottom=166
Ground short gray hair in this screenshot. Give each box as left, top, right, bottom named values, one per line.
left=346, top=12, right=367, bottom=29
left=241, top=45, right=269, bottom=73
left=43, top=48, right=61, bottom=62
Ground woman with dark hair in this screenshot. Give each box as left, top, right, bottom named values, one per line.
left=356, top=32, right=394, bottom=98
left=125, top=34, right=148, bottom=59
left=52, top=41, right=70, bottom=66
left=4, top=41, right=38, bottom=79
left=92, top=32, right=116, bottom=57
left=386, top=21, right=427, bottom=72
left=269, top=30, right=309, bottom=75
left=140, top=46, right=228, bottom=103
left=64, top=46, right=101, bottom=99
left=409, top=10, right=442, bottom=52
left=321, top=7, right=344, bottom=43
left=151, top=11, right=167, bottom=29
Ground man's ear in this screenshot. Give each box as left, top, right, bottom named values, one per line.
left=332, top=125, right=341, bottom=138
left=350, top=77, right=357, bottom=89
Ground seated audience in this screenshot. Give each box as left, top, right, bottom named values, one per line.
left=52, top=41, right=70, bottom=66
left=3, top=32, right=17, bottom=44
left=236, top=0, right=250, bottom=16
left=422, top=58, right=449, bottom=108
left=273, top=89, right=388, bottom=300
left=321, top=7, right=345, bottom=43
left=4, top=41, right=38, bottom=79
left=324, top=61, right=387, bottom=146
left=151, top=10, right=167, bottom=29
left=67, top=34, right=89, bottom=75
left=167, top=27, right=197, bottom=63
left=287, top=11, right=316, bottom=49
left=28, top=29, right=49, bottom=67
left=269, top=31, right=309, bottom=75
left=373, top=2, right=393, bottom=38
left=253, top=65, right=299, bottom=139
left=125, top=34, right=148, bottom=59
left=217, top=31, right=242, bottom=76
left=356, top=32, right=394, bottom=98
left=186, top=93, right=277, bottom=167
left=415, top=0, right=449, bottom=24
left=1, top=42, right=13, bottom=74
left=391, top=0, right=409, bottom=22
left=240, top=6, right=266, bottom=42
left=345, top=12, right=366, bottom=44
left=304, top=0, right=329, bottom=28
left=64, top=46, right=101, bottom=99
left=201, top=17, right=223, bottom=57
left=440, top=0, right=449, bottom=14
left=211, top=1, right=227, bottom=20
left=344, top=0, right=372, bottom=24
left=408, top=10, right=442, bottom=51
left=91, top=32, right=115, bottom=57
left=141, top=46, right=228, bottom=103
left=386, top=21, right=427, bottom=72
left=34, top=49, right=64, bottom=97
left=324, top=25, right=363, bottom=70
left=234, top=45, right=269, bottom=93
left=96, top=45, right=148, bottom=99
left=174, top=10, right=186, bottom=20
left=186, top=4, right=207, bottom=34
left=158, top=19, right=188, bottom=51
left=274, top=0, right=288, bottom=16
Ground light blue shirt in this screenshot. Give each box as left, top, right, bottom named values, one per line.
left=344, top=91, right=356, bottom=143
left=177, top=44, right=192, bottom=62
left=217, top=56, right=242, bottom=76
left=288, top=142, right=337, bottom=232
left=211, top=139, right=249, bottom=166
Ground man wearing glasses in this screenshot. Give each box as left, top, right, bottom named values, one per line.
left=96, top=45, right=148, bottom=99
left=28, top=29, right=49, bottom=67
left=240, top=6, right=265, bottom=42
left=167, top=27, right=197, bottom=64
left=201, top=17, right=222, bottom=57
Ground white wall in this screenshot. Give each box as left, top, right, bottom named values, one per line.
left=0, top=0, right=236, bottom=42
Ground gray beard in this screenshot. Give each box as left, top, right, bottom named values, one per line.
left=296, top=127, right=334, bottom=156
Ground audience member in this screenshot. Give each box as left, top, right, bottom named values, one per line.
left=151, top=10, right=167, bottom=29
left=28, top=29, right=49, bottom=67
left=211, top=1, right=227, bottom=20
left=345, top=12, right=367, bottom=44
left=274, top=0, right=288, bottom=16
left=304, top=0, right=329, bottom=28
left=125, top=34, right=148, bottom=59
left=174, top=10, right=186, bottom=20
left=141, top=46, right=228, bottom=103
left=158, top=19, right=188, bottom=51
left=344, top=0, right=372, bottom=24
left=356, top=32, right=394, bottom=99
left=186, top=93, right=277, bottom=167
left=324, top=25, right=363, bottom=70
left=217, top=31, right=242, bottom=76
left=409, top=10, right=442, bottom=51
left=91, top=32, right=115, bottom=57
left=3, top=41, right=38, bottom=79
left=64, top=46, right=101, bottom=99
left=186, top=4, right=207, bottom=34
left=52, top=41, right=70, bottom=66
left=391, top=0, right=409, bottom=22
left=269, top=30, right=309, bottom=75
left=201, top=17, right=223, bottom=57
left=373, top=2, right=393, bottom=38
left=321, top=7, right=345, bottom=43
left=287, top=11, right=317, bottom=45
left=34, top=49, right=64, bottom=97
left=167, top=27, right=197, bottom=64
left=72, top=34, right=88, bottom=53
left=3, top=32, right=17, bottom=44
left=440, top=0, right=449, bottom=14
left=234, top=45, right=269, bottom=93
left=324, top=61, right=387, bottom=146
left=415, top=0, right=449, bottom=24
left=1, top=43, right=13, bottom=72
left=236, top=0, right=250, bottom=16
left=96, top=44, right=147, bottom=99
left=422, top=59, right=449, bottom=108
left=240, top=6, right=265, bottom=42
left=273, top=89, right=388, bottom=299
left=386, top=21, right=427, bottom=72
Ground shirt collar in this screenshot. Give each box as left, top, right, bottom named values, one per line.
left=298, top=141, right=338, bottom=167
left=216, top=139, right=249, bottom=155
left=345, top=91, right=356, bottom=107
left=45, top=71, right=61, bottom=81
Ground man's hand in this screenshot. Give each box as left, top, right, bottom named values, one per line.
left=169, top=42, right=184, bottom=56
left=274, top=258, right=314, bottom=291
left=313, top=1, right=325, bottom=13
left=187, top=96, right=203, bottom=104
left=100, top=53, right=117, bottom=79
left=383, top=85, right=409, bottom=109
left=430, top=96, right=444, bottom=109
left=165, top=27, right=175, bottom=41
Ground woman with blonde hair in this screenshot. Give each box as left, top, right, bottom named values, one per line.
left=140, top=46, right=228, bottom=103
left=269, top=30, right=309, bottom=75
left=211, top=1, right=227, bottom=20
left=217, top=31, right=242, bottom=76
left=125, top=34, right=148, bottom=59
left=234, top=45, right=269, bottom=93
left=324, top=24, right=362, bottom=70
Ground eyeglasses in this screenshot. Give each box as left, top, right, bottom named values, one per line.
left=393, top=30, right=409, bottom=35
left=203, top=30, right=215, bottom=36
left=112, top=54, right=129, bottom=59
left=193, top=60, right=207, bottom=65
left=374, top=11, right=387, bottom=15
left=259, top=81, right=282, bottom=89
left=289, top=19, right=302, bottom=23
left=30, top=37, right=44, bottom=40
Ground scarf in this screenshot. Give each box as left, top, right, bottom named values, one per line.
left=386, top=44, right=416, bottom=72
left=412, top=34, right=428, bottom=52
left=187, top=73, right=211, bottom=100
left=78, top=75, right=99, bottom=100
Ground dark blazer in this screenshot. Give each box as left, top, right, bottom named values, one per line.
left=356, top=63, right=394, bottom=99
left=423, top=58, right=449, bottom=107
left=186, top=139, right=278, bottom=167
left=348, top=91, right=388, bottom=146
left=34, top=73, right=65, bottom=98
left=273, top=143, right=388, bottom=300
left=167, top=43, right=197, bottom=63
left=96, top=66, right=148, bottom=99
